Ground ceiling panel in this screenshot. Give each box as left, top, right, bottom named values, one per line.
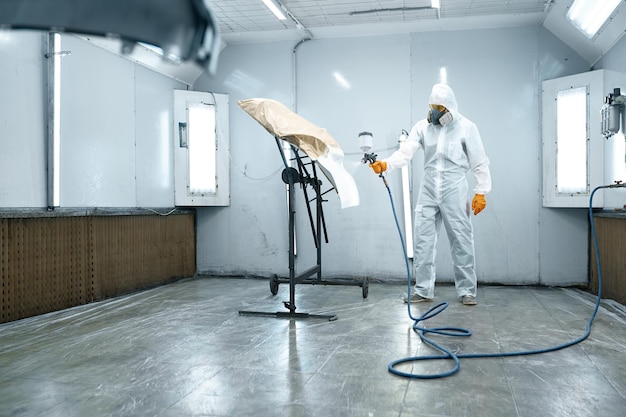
left=209, top=0, right=550, bottom=42
left=207, top=0, right=626, bottom=66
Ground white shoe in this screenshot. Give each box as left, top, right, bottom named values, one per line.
left=462, top=295, right=477, bottom=306
left=403, top=294, right=432, bottom=304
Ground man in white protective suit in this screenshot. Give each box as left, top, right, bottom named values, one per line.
left=370, top=83, right=491, bottom=306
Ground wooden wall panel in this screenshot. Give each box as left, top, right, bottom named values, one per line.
left=590, top=216, right=626, bottom=306
left=91, top=215, right=195, bottom=299
left=1, top=213, right=195, bottom=324
left=1, top=217, right=92, bottom=323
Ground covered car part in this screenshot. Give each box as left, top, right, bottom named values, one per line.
left=238, top=98, right=359, bottom=209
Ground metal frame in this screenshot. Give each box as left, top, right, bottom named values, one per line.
left=239, top=137, right=368, bottom=321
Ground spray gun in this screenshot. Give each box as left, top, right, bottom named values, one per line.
left=358, top=131, right=389, bottom=186
left=358, top=131, right=376, bottom=165
left=361, top=151, right=387, bottom=184
left=361, top=151, right=378, bottom=165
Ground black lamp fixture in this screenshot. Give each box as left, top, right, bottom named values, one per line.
left=0, top=0, right=221, bottom=74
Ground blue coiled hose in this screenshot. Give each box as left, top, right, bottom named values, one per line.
left=382, top=178, right=608, bottom=379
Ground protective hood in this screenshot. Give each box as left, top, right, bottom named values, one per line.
left=429, top=83, right=458, bottom=113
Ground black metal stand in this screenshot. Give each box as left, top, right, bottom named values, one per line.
left=238, top=137, right=368, bottom=321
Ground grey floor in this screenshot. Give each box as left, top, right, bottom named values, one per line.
left=1, top=277, right=626, bottom=417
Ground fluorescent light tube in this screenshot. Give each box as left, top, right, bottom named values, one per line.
left=262, top=0, right=287, bottom=20
left=566, top=0, right=622, bottom=39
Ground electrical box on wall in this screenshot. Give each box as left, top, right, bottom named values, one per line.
left=173, top=90, right=230, bottom=207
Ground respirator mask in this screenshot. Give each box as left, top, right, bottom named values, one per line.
left=428, top=104, right=453, bottom=126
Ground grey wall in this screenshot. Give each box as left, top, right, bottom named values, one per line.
left=0, top=31, right=186, bottom=209
left=194, top=26, right=592, bottom=286
left=0, top=31, right=47, bottom=207
left=594, top=35, right=626, bottom=71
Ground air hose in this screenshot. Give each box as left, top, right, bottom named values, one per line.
left=376, top=171, right=613, bottom=379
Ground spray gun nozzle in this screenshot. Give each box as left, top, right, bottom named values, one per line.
left=361, top=152, right=378, bottom=165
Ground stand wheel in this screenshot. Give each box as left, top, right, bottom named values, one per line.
left=362, top=278, right=369, bottom=298
left=281, top=167, right=301, bottom=184
left=270, top=275, right=279, bottom=295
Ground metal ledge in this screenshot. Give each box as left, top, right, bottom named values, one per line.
left=0, top=207, right=195, bottom=218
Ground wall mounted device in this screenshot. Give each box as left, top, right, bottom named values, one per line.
left=601, top=88, right=625, bottom=139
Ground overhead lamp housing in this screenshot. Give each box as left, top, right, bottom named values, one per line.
left=566, top=0, right=623, bottom=39
left=262, top=0, right=287, bottom=20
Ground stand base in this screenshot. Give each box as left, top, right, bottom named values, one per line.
left=238, top=310, right=338, bottom=321
left=270, top=275, right=369, bottom=298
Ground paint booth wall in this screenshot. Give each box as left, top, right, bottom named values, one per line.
left=0, top=31, right=47, bottom=207
left=594, top=35, right=626, bottom=209
left=594, top=34, right=626, bottom=72
left=0, top=31, right=196, bottom=322
left=193, top=26, right=592, bottom=286
left=0, top=31, right=186, bottom=208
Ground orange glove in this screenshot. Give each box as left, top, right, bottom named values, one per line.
left=369, top=160, right=387, bottom=174
left=472, top=194, right=486, bottom=215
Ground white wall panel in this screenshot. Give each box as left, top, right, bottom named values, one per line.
left=0, top=31, right=46, bottom=208
left=406, top=28, right=543, bottom=284
left=537, top=27, right=594, bottom=286
left=194, top=42, right=294, bottom=276
left=135, top=65, right=185, bottom=207
left=595, top=35, right=626, bottom=71
left=0, top=32, right=194, bottom=210
left=59, top=35, right=136, bottom=207
left=294, top=35, right=412, bottom=280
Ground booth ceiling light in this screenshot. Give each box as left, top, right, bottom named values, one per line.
left=566, top=0, right=622, bottom=39
left=350, top=1, right=441, bottom=16
left=262, top=0, right=286, bottom=20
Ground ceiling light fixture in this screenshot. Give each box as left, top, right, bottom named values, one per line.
left=262, top=0, right=287, bottom=21
left=566, top=0, right=622, bottom=39
left=351, top=6, right=432, bottom=15
left=350, top=2, right=441, bottom=16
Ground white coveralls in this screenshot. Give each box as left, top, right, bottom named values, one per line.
left=385, top=83, right=491, bottom=299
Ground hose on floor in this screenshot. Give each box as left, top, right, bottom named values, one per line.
left=381, top=179, right=609, bottom=379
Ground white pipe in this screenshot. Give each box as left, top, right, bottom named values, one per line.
left=398, top=131, right=413, bottom=258
left=400, top=165, right=413, bottom=259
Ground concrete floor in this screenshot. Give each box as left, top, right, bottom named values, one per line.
left=1, top=277, right=626, bottom=417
